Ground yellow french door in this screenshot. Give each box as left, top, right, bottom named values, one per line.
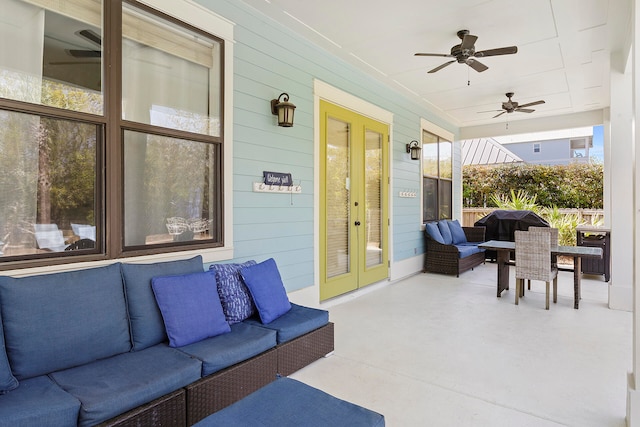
left=320, top=101, right=389, bottom=301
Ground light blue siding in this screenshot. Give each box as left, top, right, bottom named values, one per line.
left=196, top=0, right=458, bottom=291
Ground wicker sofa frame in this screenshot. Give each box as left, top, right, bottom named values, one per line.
left=423, top=226, right=486, bottom=276
left=97, top=322, right=335, bottom=427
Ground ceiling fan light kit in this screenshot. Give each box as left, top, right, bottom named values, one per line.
left=414, top=29, right=517, bottom=74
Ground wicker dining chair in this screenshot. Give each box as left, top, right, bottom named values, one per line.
left=514, top=230, right=558, bottom=310
left=526, top=226, right=559, bottom=290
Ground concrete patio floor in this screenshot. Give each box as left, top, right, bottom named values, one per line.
left=290, top=262, right=631, bottom=426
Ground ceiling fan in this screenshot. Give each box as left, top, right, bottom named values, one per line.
left=67, top=29, right=102, bottom=58
left=415, top=30, right=517, bottom=73
left=480, top=92, right=546, bottom=118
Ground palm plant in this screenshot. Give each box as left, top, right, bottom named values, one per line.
left=490, top=189, right=539, bottom=211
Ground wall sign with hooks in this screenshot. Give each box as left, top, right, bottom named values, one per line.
left=253, top=171, right=301, bottom=194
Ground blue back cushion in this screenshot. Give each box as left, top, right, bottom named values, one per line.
left=209, top=260, right=257, bottom=324
left=425, top=222, right=445, bottom=244
left=448, top=219, right=468, bottom=244
left=121, top=255, right=204, bottom=351
left=152, top=271, right=230, bottom=347
left=0, top=306, right=18, bottom=393
left=437, top=221, right=453, bottom=244
left=240, top=258, right=291, bottom=324
left=0, top=263, right=130, bottom=380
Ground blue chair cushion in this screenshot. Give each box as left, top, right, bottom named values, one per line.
left=0, top=263, right=130, bottom=380
left=240, top=258, right=291, bottom=324
left=448, top=219, right=468, bottom=244
left=192, top=377, right=385, bottom=427
left=0, top=306, right=18, bottom=394
left=0, top=376, right=80, bottom=427
left=121, top=255, right=204, bottom=351
left=177, top=322, right=277, bottom=376
left=152, top=271, right=230, bottom=348
left=425, top=222, right=445, bottom=244
left=50, top=344, right=202, bottom=427
left=455, top=244, right=483, bottom=258
left=209, top=260, right=257, bottom=324
left=244, top=303, right=329, bottom=344
left=437, top=220, right=453, bottom=244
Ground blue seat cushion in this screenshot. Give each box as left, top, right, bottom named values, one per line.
left=455, top=244, right=483, bottom=258
left=192, top=377, right=385, bottom=427
left=121, top=255, right=204, bottom=351
left=0, top=376, right=80, bottom=427
left=177, top=322, right=276, bottom=376
left=425, top=222, right=445, bottom=244
left=437, top=221, right=453, bottom=244
left=244, top=304, right=329, bottom=344
left=50, top=344, right=202, bottom=427
left=0, top=263, right=130, bottom=380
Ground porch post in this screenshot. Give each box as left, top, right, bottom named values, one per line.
left=628, top=0, right=640, bottom=425
left=608, top=53, right=633, bottom=312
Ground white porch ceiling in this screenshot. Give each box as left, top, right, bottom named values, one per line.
left=240, top=0, right=632, bottom=130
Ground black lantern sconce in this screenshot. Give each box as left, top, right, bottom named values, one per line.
left=270, top=93, right=296, bottom=127
left=406, top=140, right=422, bottom=160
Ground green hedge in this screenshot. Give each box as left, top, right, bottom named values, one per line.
left=463, top=163, right=603, bottom=208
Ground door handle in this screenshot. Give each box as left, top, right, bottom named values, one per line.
left=355, top=221, right=361, bottom=226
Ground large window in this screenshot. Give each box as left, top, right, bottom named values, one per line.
left=422, top=130, right=452, bottom=222
left=0, top=0, right=226, bottom=268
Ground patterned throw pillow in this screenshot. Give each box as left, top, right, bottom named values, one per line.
left=209, top=260, right=257, bottom=324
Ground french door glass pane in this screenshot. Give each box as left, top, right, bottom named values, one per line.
left=0, top=110, right=98, bottom=257
left=123, top=130, right=217, bottom=247
left=365, top=129, right=382, bottom=268
left=326, top=117, right=350, bottom=278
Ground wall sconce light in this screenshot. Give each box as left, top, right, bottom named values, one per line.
left=271, top=93, right=296, bottom=127
left=406, top=140, right=422, bottom=160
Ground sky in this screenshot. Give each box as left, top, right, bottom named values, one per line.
left=591, top=125, right=604, bottom=162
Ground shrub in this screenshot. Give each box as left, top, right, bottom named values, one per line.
left=463, top=163, right=603, bottom=209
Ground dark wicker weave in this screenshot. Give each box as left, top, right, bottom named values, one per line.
left=277, top=322, right=334, bottom=377
left=423, top=226, right=486, bottom=276
left=97, top=388, right=186, bottom=427
left=185, top=348, right=278, bottom=426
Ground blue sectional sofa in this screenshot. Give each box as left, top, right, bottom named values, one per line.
left=0, top=255, right=334, bottom=427
left=423, top=219, right=486, bottom=276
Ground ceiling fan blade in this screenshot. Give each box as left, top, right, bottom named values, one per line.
left=517, top=100, right=545, bottom=108
left=466, top=58, right=488, bottom=72
left=427, top=60, right=456, bottom=73
left=68, top=49, right=101, bottom=58
left=493, top=111, right=507, bottom=118
left=415, top=52, right=453, bottom=57
left=77, top=29, right=102, bottom=46
left=477, top=109, right=503, bottom=113
left=475, top=46, right=518, bottom=57
left=516, top=108, right=535, bottom=113
left=460, top=34, right=477, bottom=50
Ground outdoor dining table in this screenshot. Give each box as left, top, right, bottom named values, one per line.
left=477, top=240, right=603, bottom=309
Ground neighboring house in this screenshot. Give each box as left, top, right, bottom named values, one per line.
left=493, top=127, right=594, bottom=165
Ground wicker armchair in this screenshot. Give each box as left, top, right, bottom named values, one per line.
left=423, top=224, right=486, bottom=276
left=514, top=230, right=558, bottom=309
